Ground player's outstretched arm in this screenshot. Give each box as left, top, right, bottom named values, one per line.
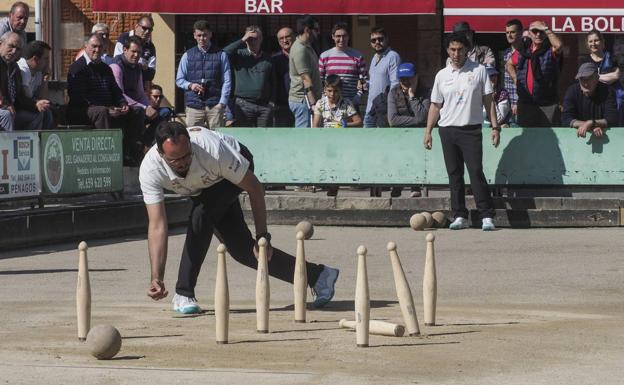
left=146, top=202, right=169, bottom=300
left=237, top=170, right=274, bottom=261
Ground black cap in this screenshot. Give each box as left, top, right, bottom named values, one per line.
left=453, top=21, right=472, bottom=33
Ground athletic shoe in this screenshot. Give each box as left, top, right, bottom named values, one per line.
left=482, top=217, right=496, bottom=231
left=312, top=266, right=339, bottom=308
left=172, top=293, right=201, bottom=314
left=449, top=217, right=469, bottom=230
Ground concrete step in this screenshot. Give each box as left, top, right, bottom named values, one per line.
left=0, top=195, right=621, bottom=250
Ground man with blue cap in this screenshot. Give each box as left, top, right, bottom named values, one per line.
left=387, top=62, right=431, bottom=197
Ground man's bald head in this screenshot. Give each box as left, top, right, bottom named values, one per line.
left=276, top=27, right=294, bottom=52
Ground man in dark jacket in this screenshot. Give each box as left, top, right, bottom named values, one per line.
left=562, top=62, right=618, bottom=138
left=387, top=62, right=430, bottom=197
left=68, top=33, right=144, bottom=166
left=224, top=25, right=275, bottom=127
left=0, top=31, right=36, bottom=131
left=388, top=62, right=430, bottom=127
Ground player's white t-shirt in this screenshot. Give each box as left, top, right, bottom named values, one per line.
left=139, top=126, right=250, bottom=205
left=430, top=59, right=492, bottom=127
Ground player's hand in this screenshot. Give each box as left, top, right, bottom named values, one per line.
left=423, top=132, right=432, bottom=150
left=253, top=242, right=274, bottom=262
left=592, top=126, right=604, bottom=138
left=491, top=128, right=500, bottom=147
left=119, top=105, right=129, bottom=115
left=147, top=278, right=168, bottom=300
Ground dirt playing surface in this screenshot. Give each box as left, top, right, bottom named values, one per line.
left=1, top=226, right=623, bottom=384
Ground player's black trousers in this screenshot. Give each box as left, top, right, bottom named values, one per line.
left=438, top=125, right=495, bottom=220
left=176, top=146, right=324, bottom=298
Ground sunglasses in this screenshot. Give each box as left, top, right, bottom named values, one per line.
left=139, top=25, right=153, bottom=32
left=530, top=29, right=544, bottom=35
left=370, top=37, right=384, bottom=43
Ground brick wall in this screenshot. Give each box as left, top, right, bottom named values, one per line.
left=59, top=0, right=142, bottom=79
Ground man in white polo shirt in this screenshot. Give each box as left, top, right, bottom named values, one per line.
left=139, top=122, right=339, bottom=313
left=423, top=32, right=500, bottom=231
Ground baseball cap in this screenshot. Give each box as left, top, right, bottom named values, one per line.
left=575, top=62, right=598, bottom=79
left=453, top=21, right=472, bottom=33
left=397, top=62, right=416, bottom=78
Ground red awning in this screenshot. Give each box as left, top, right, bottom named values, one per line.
left=444, top=0, right=624, bottom=33
left=92, top=0, right=437, bottom=15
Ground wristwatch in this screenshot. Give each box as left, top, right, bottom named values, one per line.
left=256, top=232, right=272, bottom=243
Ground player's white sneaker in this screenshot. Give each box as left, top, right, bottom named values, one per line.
left=449, top=217, right=469, bottom=230
left=172, top=294, right=201, bottom=314
left=482, top=217, right=496, bottom=231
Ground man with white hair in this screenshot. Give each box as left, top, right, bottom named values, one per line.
left=75, top=23, right=113, bottom=65
left=0, top=32, right=36, bottom=131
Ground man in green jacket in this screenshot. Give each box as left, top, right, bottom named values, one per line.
left=223, top=25, right=275, bottom=127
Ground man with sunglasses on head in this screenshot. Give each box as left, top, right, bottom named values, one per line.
left=139, top=122, right=340, bottom=314
left=507, top=20, right=563, bottom=127
left=363, top=27, right=401, bottom=128
left=115, top=15, right=157, bottom=88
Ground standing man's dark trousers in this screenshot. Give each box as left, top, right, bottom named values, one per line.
left=234, top=98, right=273, bottom=127
left=439, top=125, right=495, bottom=220
left=175, top=147, right=324, bottom=298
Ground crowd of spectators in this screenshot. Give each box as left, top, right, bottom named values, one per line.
left=0, top=3, right=622, bottom=173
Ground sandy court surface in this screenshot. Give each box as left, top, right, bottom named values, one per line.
left=1, top=225, right=623, bottom=384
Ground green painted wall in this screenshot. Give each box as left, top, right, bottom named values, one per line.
left=220, top=127, right=622, bottom=186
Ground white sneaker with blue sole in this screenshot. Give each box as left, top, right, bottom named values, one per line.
left=312, top=266, right=339, bottom=308
left=449, top=217, right=469, bottom=230
left=172, top=293, right=201, bottom=314
left=482, top=217, right=496, bottom=231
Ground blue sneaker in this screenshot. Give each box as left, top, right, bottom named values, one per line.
left=172, top=293, right=201, bottom=314
left=312, top=266, right=339, bottom=308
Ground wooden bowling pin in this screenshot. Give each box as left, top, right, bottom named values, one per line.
left=355, top=245, right=370, bottom=347
left=215, top=244, right=229, bottom=344
left=339, top=319, right=405, bottom=337
left=256, top=238, right=270, bottom=333
left=387, top=242, right=420, bottom=336
left=76, top=241, right=91, bottom=341
left=293, top=231, right=307, bottom=323
left=423, top=233, right=437, bottom=326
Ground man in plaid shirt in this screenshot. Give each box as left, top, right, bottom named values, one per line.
left=503, top=19, right=523, bottom=123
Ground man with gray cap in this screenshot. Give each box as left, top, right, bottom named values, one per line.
left=562, top=62, right=618, bottom=138
left=451, top=21, right=494, bottom=66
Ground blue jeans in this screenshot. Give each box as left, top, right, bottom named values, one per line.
left=289, top=100, right=311, bottom=128
left=363, top=111, right=377, bottom=128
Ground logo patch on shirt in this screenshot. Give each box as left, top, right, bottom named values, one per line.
left=189, top=127, right=202, bottom=132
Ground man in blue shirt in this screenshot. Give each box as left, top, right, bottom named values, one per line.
left=176, top=20, right=231, bottom=129
left=364, top=27, right=400, bottom=127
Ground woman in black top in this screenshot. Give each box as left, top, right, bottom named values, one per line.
left=578, top=30, right=621, bottom=85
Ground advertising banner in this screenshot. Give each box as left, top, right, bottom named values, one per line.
left=0, top=132, right=40, bottom=199
left=40, top=130, right=123, bottom=195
